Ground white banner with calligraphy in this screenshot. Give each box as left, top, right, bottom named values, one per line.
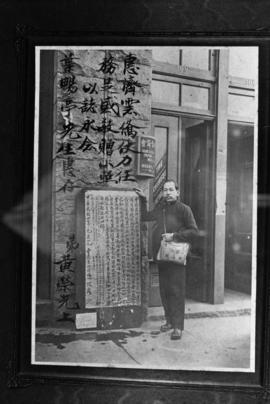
left=84, top=189, right=141, bottom=308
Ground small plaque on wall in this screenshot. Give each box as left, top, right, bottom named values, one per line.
left=136, top=135, right=155, bottom=177
left=75, top=312, right=97, bottom=330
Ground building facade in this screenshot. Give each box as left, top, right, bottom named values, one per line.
left=36, top=47, right=257, bottom=325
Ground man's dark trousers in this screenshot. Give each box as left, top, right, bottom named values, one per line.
left=158, top=262, right=186, bottom=330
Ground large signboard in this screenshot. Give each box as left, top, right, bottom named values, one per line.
left=84, top=189, right=141, bottom=308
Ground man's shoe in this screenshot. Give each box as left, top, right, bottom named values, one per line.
left=170, top=328, right=182, bottom=340
left=160, top=322, right=172, bottom=332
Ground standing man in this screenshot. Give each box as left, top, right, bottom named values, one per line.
left=135, top=180, right=198, bottom=340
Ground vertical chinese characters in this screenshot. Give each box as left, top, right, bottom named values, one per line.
left=54, top=49, right=151, bottom=315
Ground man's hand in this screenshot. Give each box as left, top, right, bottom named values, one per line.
left=134, top=187, right=147, bottom=200
left=162, top=233, right=174, bottom=242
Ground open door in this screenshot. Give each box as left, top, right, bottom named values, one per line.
left=181, top=118, right=214, bottom=302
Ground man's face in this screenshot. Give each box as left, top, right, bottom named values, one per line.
left=163, top=181, right=179, bottom=203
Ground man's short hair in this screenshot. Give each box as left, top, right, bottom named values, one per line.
left=163, top=179, right=179, bottom=190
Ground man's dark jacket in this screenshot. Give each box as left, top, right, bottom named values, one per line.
left=141, top=197, right=199, bottom=260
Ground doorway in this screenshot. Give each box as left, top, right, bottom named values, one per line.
left=181, top=117, right=215, bottom=302
left=149, top=114, right=215, bottom=306
left=225, top=123, right=254, bottom=294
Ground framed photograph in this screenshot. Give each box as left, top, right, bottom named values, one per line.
left=6, top=28, right=270, bottom=399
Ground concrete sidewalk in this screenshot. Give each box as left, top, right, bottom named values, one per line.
left=34, top=290, right=253, bottom=370
left=149, top=289, right=251, bottom=320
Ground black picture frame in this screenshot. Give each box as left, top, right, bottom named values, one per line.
left=7, top=25, right=270, bottom=401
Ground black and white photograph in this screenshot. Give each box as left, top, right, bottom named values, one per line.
left=31, top=46, right=258, bottom=372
